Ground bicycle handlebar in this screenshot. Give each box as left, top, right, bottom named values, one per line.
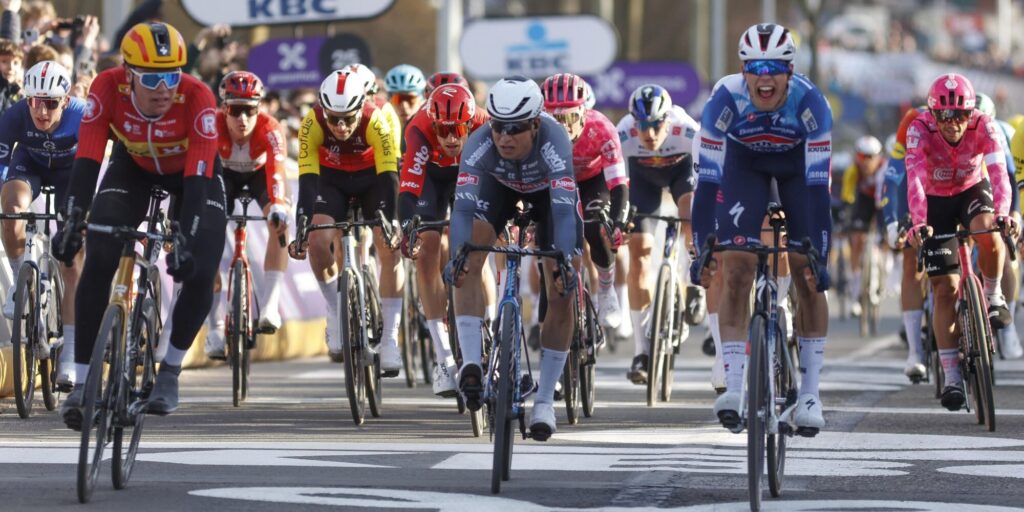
left=915, top=222, right=1017, bottom=273
left=697, top=234, right=823, bottom=288
left=450, top=242, right=574, bottom=296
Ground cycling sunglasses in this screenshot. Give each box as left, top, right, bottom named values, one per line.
left=28, top=97, right=61, bottom=110
left=932, top=108, right=971, bottom=123
left=227, top=104, right=259, bottom=118
left=325, top=111, right=361, bottom=127
left=390, top=92, right=421, bottom=105
left=552, top=110, right=584, bottom=128
left=130, top=68, right=182, bottom=90
left=433, top=121, right=472, bottom=139
left=637, top=118, right=666, bottom=131
left=490, top=119, right=534, bottom=136
left=742, top=59, right=791, bottom=76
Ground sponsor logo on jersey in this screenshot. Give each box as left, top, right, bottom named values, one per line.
left=541, top=142, right=567, bottom=174
left=408, top=145, right=430, bottom=175
left=806, top=140, right=831, bottom=153
left=732, top=235, right=747, bottom=246
left=801, top=108, right=818, bottom=132
left=464, top=138, right=492, bottom=167
left=906, top=125, right=920, bottom=149
left=456, top=172, right=478, bottom=187
left=83, top=94, right=101, bottom=123
left=618, top=130, right=628, bottom=143
left=806, top=169, right=829, bottom=184
left=600, top=139, right=619, bottom=162
left=933, top=167, right=954, bottom=181
left=196, top=108, right=218, bottom=140
left=401, top=180, right=420, bottom=190
left=672, top=126, right=681, bottom=136
left=700, top=136, right=723, bottom=151
left=714, top=108, right=733, bottom=133
left=551, top=176, right=576, bottom=192
left=0, top=143, right=8, bottom=159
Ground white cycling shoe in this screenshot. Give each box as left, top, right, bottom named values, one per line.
left=378, top=339, right=403, bottom=375
left=529, top=401, right=556, bottom=441
left=205, top=322, right=226, bottom=360
left=904, top=359, right=927, bottom=382
left=597, top=287, right=622, bottom=329
left=713, top=391, right=742, bottom=431
left=258, top=310, right=282, bottom=332
left=432, top=363, right=458, bottom=397
left=999, top=325, right=1024, bottom=359
left=326, top=314, right=343, bottom=362
left=793, top=393, right=825, bottom=432
left=2, top=286, right=15, bottom=320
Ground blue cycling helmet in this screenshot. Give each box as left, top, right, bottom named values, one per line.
left=628, top=84, right=672, bottom=122
left=384, top=64, right=427, bottom=95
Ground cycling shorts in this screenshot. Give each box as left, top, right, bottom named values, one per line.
left=223, top=167, right=271, bottom=213
left=629, top=155, right=695, bottom=234
left=411, top=164, right=458, bottom=229
left=921, top=180, right=995, bottom=277
left=472, top=174, right=583, bottom=253
left=314, top=167, right=381, bottom=221
left=848, top=190, right=878, bottom=233
left=2, top=146, right=71, bottom=209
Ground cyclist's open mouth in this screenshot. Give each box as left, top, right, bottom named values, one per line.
left=757, top=85, right=776, bottom=100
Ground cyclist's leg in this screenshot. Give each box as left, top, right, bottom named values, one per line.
left=625, top=167, right=660, bottom=381
left=579, top=174, right=620, bottom=328
left=847, top=192, right=872, bottom=309
left=414, top=174, right=455, bottom=374
left=901, top=245, right=927, bottom=375
left=205, top=170, right=242, bottom=357
left=615, top=247, right=632, bottom=338
left=365, top=173, right=405, bottom=373
left=49, top=167, right=82, bottom=381
left=0, top=155, right=37, bottom=319
left=308, top=170, right=355, bottom=356
left=962, top=180, right=1008, bottom=325
left=999, top=248, right=1023, bottom=358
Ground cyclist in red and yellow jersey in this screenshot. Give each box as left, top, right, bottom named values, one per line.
left=57, top=22, right=228, bottom=426
left=289, top=70, right=404, bottom=374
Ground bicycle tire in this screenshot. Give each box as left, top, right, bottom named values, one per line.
left=835, top=243, right=849, bottom=321
left=471, top=325, right=492, bottom=437
left=401, top=269, right=419, bottom=387
left=661, top=283, right=683, bottom=403
left=491, top=302, right=516, bottom=494
left=964, top=277, right=996, bottom=431
left=12, top=264, right=38, bottom=418
left=563, top=346, right=580, bottom=425
left=113, top=297, right=157, bottom=489
left=78, top=306, right=121, bottom=503
left=747, top=314, right=768, bottom=512
left=40, top=357, right=56, bottom=411
left=447, top=284, right=466, bottom=414
left=925, top=307, right=943, bottom=398
left=339, top=269, right=366, bottom=425
left=647, top=267, right=671, bottom=407
left=229, top=261, right=248, bottom=407
left=581, top=293, right=599, bottom=418
left=42, top=270, right=63, bottom=411
left=366, top=353, right=382, bottom=418
left=768, top=316, right=791, bottom=498
left=364, top=268, right=383, bottom=418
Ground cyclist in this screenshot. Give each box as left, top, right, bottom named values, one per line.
left=616, top=84, right=700, bottom=385
left=446, top=76, right=581, bottom=441
left=882, top=106, right=931, bottom=380
left=906, top=73, right=1015, bottom=411
left=0, top=60, right=83, bottom=386
left=57, top=22, right=228, bottom=423
left=692, top=23, right=834, bottom=433
left=343, top=63, right=402, bottom=144
left=424, top=71, right=469, bottom=98
left=289, top=69, right=404, bottom=375
left=384, top=64, right=427, bottom=127
left=841, top=135, right=884, bottom=317
left=540, top=73, right=626, bottom=330
left=202, top=71, right=290, bottom=359
left=397, top=82, right=491, bottom=396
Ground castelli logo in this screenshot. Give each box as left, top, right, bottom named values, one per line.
left=733, top=235, right=747, bottom=246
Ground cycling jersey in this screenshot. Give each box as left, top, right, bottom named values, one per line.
left=881, top=107, right=924, bottom=227
left=693, top=72, right=833, bottom=266
left=573, top=109, right=626, bottom=186
left=217, top=110, right=287, bottom=205
left=451, top=114, right=580, bottom=260
left=840, top=162, right=882, bottom=204
left=1013, top=121, right=1024, bottom=207
left=373, top=95, right=402, bottom=152
left=0, top=96, right=86, bottom=176
left=905, top=110, right=1010, bottom=228
left=992, top=119, right=1018, bottom=213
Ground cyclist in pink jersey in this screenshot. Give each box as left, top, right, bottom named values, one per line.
left=906, top=73, right=1017, bottom=411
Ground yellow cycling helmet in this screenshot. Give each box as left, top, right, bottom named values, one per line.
left=120, top=22, right=187, bottom=69
left=1007, top=114, right=1024, bottom=132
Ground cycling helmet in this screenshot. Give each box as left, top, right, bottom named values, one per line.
left=341, top=63, right=378, bottom=95
left=425, top=71, right=468, bottom=96
left=319, top=70, right=366, bottom=113
left=854, top=135, right=882, bottom=157
left=975, top=92, right=995, bottom=118
left=384, top=64, right=426, bottom=95
left=583, top=80, right=595, bottom=109
left=428, top=83, right=475, bottom=124
left=23, top=60, right=71, bottom=98
left=486, top=76, right=543, bottom=122
left=219, top=71, right=265, bottom=105
left=628, top=84, right=673, bottom=122
left=738, top=23, right=796, bottom=62
left=884, top=133, right=897, bottom=157
left=541, top=73, right=587, bottom=110
left=1007, top=114, right=1024, bottom=132
left=926, top=73, right=975, bottom=111
left=120, top=22, right=187, bottom=69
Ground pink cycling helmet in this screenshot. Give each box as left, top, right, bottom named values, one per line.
left=926, top=73, right=976, bottom=111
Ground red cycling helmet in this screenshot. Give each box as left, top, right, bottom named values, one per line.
left=220, top=71, right=265, bottom=104
left=541, top=73, right=587, bottom=110
left=428, top=83, right=475, bottom=124
left=926, top=73, right=975, bottom=112
left=425, top=71, right=468, bottom=96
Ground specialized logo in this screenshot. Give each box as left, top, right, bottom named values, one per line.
left=456, top=172, right=478, bottom=187
left=551, top=176, right=576, bottom=192
left=729, top=202, right=744, bottom=227
left=196, top=108, right=218, bottom=140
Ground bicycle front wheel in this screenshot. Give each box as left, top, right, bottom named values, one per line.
left=364, top=268, right=384, bottom=418
left=661, top=283, right=683, bottom=403
left=228, top=261, right=250, bottom=407
left=647, top=267, right=672, bottom=407
left=964, top=277, right=996, bottom=431
left=401, top=270, right=419, bottom=388
left=747, top=314, right=768, bottom=511
left=581, top=291, right=599, bottom=418
left=113, top=297, right=157, bottom=489
left=78, top=306, right=121, bottom=503
left=768, top=316, right=793, bottom=498
left=11, top=265, right=38, bottom=418
left=339, top=269, right=367, bottom=425
left=491, top=302, right=517, bottom=494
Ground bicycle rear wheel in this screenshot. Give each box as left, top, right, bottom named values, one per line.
left=747, top=314, right=768, bottom=511
left=12, top=265, right=38, bottom=418
left=661, top=283, right=683, bottom=403
left=647, top=267, right=671, bottom=407
left=113, top=297, right=157, bottom=489
left=401, top=269, right=420, bottom=387
left=339, top=269, right=367, bottom=425
left=364, top=269, right=383, bottom=418
left=491, top=302, right=517, bottom=494
left=581, top=292, right=599, bottom=418
left=964, top=277, right=996, bottom=431
left=78, top=306, right=121, bottom=503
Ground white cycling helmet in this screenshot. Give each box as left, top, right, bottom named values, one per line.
left=486, top=76, right=544, bottom=122
left=583, top=79, right=595, bottom=110
left=23, top=60, right=71, bottom=98
left=854, top=135, right=883, bottom=157
left=319, top=70, right=366, bottom=114
left=738, top=23, right=796, bottom=62
left=340, top=63, right=378, bottom=95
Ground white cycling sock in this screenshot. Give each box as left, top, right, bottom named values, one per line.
left=903, top=310, right=924, bottom=363
left=164, top=345, right=187, bottom=366
left=426, top=319, right=454, bottom=367
left=381, top=298, right=402, bottom=347
left=317, top=275, right=339, bottom=317
left=722, top=340, right=746, bottom=392
left=207, top=287, right=224, bottom=328
left=62, top=325, right=75, bottom=362
left=631, top=309, right=650, bottom=356
left=8, top=254, right=24, bottom=275
left=798, top=337, right=826, bottom=397
left=709, top=312, right=722, bottom=356
left=485, top=303, right=497, bottom=326
left=618, top=284, right=630, bottom=315
left=74, top=363, right=90, bottom=385
left=260, top=270, right=285, bottom=317
left=455, top=315, right=483, bottom=367
left=983, top=275, right=1002, bottom=299
left=778, top=274, right=792, bottom=303
left=940, top=348, right=961, bottom=386
left=535, top=348, right=568, bottom=406
left=598, top=264, right=614, bottom=291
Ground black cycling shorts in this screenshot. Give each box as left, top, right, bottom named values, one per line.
left=848, top=190, right=877, bottom=233
left=921, top=179, right=995, bottom=277
left=223, top=167, right=271, bottom=212
left=628, top=154, right=695, bottom=234
left=314, top=167, right=382, bottom=221
left=472, top=174, right=583, bottom=253
left=411, top=165, right=458, bottom=228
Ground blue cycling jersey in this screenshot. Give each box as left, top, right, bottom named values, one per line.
left=0, top=96, right=86, bottom=176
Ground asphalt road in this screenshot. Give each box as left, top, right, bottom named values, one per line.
left=2, top=298, right=1024, bottom=512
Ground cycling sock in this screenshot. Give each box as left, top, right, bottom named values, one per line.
left=381, top=298, right=402, bottom=347
left=709, top=313, right=722, bottom=355
left=940, top=348, right=961, bottom=386
left=528, top=291, right=540, bottom=326
left=618, top=284, right=630, bottom=314
left=260, top=270, right=284, bottom=315
left=598, top=264, right=614, bottom=291
left=455, top=315, right=483, bottom=367
left=8, top=254, right=23, bottom=275
left=317, top=275, right=339, bottom=317
left=485, top=303, right=497, bottom=325
left=207, top=288, right=224, bottom=329
left=426, top=318, right=455, bottom=367
left=903, top=309, right=924, bottom=362
left=62, top=325, right=76, bottom=361
left=722, top=341, right=746, bottom=392
left=536, top=348, right=568, bottom=405
left=163, top=345, right=188, bottom=367
left=798, top=336, right=826, bottom=397
left=778, top=274, right=792, bottom=302
left=983, top=275, right=1002, bottom=299
left=850, top=271, right=861, bottom=300
left=631, top=309, right=650, bottom=356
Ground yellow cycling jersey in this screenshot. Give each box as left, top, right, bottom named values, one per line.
left=840, top=164, right=879, bottom=204
left=298, top=100, right=398, bottom=175
left=1012, top=125, right=1024, bottom=207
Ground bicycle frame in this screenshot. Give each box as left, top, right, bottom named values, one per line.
left=484, top=228, right=532, bottom=424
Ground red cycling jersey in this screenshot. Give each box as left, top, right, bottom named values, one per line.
left=217, top=111, right=288, bottom=204
left=572, top=109, right=626, bottom=188
left=76, top=67, right=218, bottom=178
left=399, top=107, right=489, bottom=197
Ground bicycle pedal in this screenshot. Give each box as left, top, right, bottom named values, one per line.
left=55, top=382, right=73, bottom=394
left=127, top=400, right=149, bottom=417
left=256, top=325, right=277, bottom=335
left=381, top=369, right=400, bottom=378
left=795, top=426, right=819, bottom=438
left=717, top=410, right=741, bottom=430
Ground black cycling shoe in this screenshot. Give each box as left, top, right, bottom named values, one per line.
left=701, top=334, right=716, bottom=356
left=627, top=355, right=648, bottom=385
left=146, top=364, right=181, bottom=416
left=458, top=363, right=484, bottom=412
left=684, top=285, right=707, bottom=326
left=940, top=384, right=966, bottom=411
left=527, top=324, right=541, bottom=351
left=988, top=303, right=1011, bottom=330
left=61, top=384, right=85, bottom=432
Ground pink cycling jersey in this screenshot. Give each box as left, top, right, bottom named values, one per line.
left=905, top=110, right=1010, bottom=227
left=573, top=109, right=627, bottom=188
